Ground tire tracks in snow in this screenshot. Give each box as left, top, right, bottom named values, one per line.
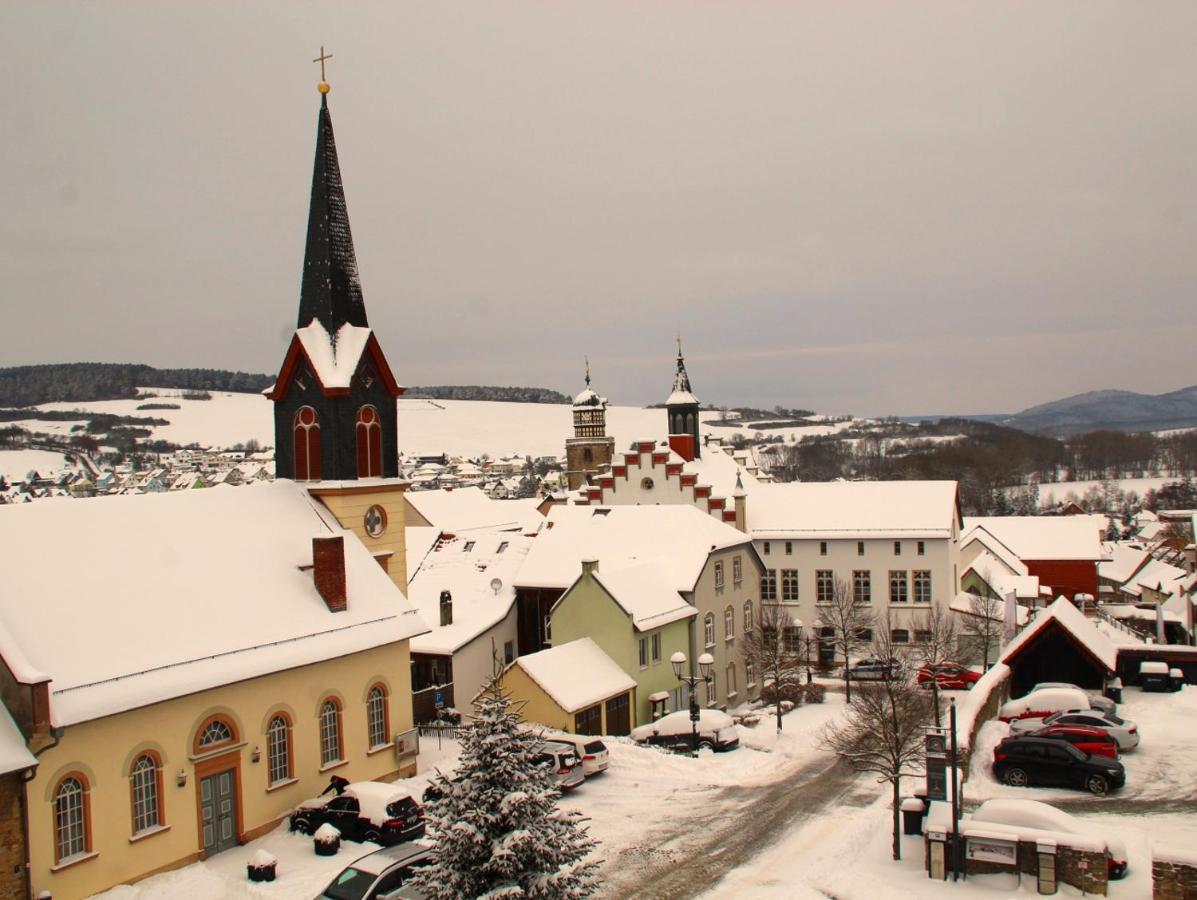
left=599, top=753, right=871, bottom=900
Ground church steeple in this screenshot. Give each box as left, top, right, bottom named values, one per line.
left=666, top=336, right=701, bottom=460
left=297, top=92, right=368, bottom=334
left=267, top=67, right=404, bottom=483
left=564, top=358, right=615, bottom=490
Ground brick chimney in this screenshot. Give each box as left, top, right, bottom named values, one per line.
left=439, top=589, right=453, bottom=626
left=313, top=536, right=347, bottom=612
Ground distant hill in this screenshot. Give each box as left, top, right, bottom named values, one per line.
left=0, top=364, right=275, bottom=408
left=0, top=363, right=570, bottom=408
left=1002, top=385, right=1197, bottom=436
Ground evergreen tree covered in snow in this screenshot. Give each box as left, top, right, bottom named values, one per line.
left=412, top=673, right=599, bottom=898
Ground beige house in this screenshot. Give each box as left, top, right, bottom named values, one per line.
left=496, top=639, right=636, bottom=735
left=0, top=482, right=428, bottom=898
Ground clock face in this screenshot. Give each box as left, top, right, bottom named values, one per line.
left=364, top=504, right=387, bottom=538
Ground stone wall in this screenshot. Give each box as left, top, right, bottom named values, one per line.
left=0, top=773, right=28, bottom=900
left=947, top=835, right=1108, bottom=895
left=1153, top=848, right=1197, bottom=899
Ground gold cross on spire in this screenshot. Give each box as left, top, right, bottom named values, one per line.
left=313, top=46, right=333, bottom=94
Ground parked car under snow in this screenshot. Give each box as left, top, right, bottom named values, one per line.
left=290, top=782, right=425, bottom=846
left=630, top=708, right=740, bottom=753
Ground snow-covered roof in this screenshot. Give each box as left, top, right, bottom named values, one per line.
left=509, top=638, right=635, bottom=713
left=572, top=387, right=605, bottom=410
left=963, top=515, right=1109, bottom=562
left=666, top=389, right=699, bottom=406
left=408, top=531, right=533, bottom=655
left=405, top=487, right=544, bottom=534
left=684, top=445, right=760, bottom=500
left=1127, top=557, right=1188, bottom=595
left=1099, top=541, right=1152, bottom=585
left=0, top=704, right=35, bottom=775
left=589, top=562, right=697, bottom=631
left=296, top=319, right=373, bottom=390
left=748, top=480, right=959, bottom=538
left=404, top=526, right=442, bottom=577
left=962, top=550, right=1040, bottom=599
left=999, top=597, right=1118, bottom=672
left=0, top=481, right=428, bottom=727
left=516, top=505, right=753, bottom=591
left=961, top=527, right=1029, bottom=576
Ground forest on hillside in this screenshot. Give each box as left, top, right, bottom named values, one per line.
left=762, top=419, right=1197, bottom=515
left=0, top=364, right=571, bottom=407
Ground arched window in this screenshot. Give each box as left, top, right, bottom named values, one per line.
left=367, top=685, right=389, bottom=749
left=356, top=405, right=382, bottom=478
left=293, top=406, right=322, bottom=480
left=266, top=715, right=292, bottom=785
left=319, top=699, right=343, bottom=767
left=724, top=605, right=735, bottom=640
left=703, top=613, right=715, bottom=647
left=196, top=718, right=234, bottom=752
left=54, top=775, right=90, bottom=863
left=130, top=754, right=162, bottom=834
left=743, top=600, right=754, bottom=634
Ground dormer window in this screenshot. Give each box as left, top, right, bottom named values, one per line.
left=463, top=541, right=476, bottom=553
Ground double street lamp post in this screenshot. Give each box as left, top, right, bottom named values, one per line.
left=670, top=650, right=715, bottom=757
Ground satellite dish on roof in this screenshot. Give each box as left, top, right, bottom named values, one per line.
left=490, top=577, right=503, bottom=595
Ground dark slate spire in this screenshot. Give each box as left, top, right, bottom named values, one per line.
left=297, top=93, right=368, bottom=332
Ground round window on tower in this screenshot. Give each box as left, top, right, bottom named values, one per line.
left=364, top=504, right=387, bottom=538
left=641, top=477, right=654, bottom=491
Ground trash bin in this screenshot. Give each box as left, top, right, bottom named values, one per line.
left=1170, top=668, right=1185, bottom=692
left=900, top=797, right=926, bottom=835
left=1104, top=676, right=1123, bottom=704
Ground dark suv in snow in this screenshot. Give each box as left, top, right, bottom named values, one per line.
left=290, top=782, right=425, bottom=845
left=992, top=736, right=1125, bottom=795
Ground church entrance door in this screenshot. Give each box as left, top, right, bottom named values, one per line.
left=199, top=768, right=239, bottom=855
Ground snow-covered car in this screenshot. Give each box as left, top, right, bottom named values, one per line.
left=545, top=733, right=610, bottom=777
left=1029, top=682, right=1116, bottom=715
left=317, top=841, right=433, bottom=899
left=998, top=688, right=1091, bottom=722
left=968, top=798, right=1128, bottom=879
left=1009, top=710, right=1139, bottom=751
left=532, top=740, right=585, bottom=790
left=848, top=658, right=902, bottom=681
left=630, top=708, right=740, bottom=753
left=290, top=782, right=425, bottom=846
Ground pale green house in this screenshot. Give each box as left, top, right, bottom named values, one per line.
left=550, top=558, right=695, bottom=727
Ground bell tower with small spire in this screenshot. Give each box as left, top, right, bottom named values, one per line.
left=564, top=358, right=615, bottom=490
left=265, top=51, right=411, bottom=587
left=666, top=337, right=701, bottom=460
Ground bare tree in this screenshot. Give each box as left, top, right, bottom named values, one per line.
left=741, top=604, right=803, bottom=732
left=820, top=628, right=933, bottom=861
left=960, top=584, right=1003, bottom=672
left=910, top=605, right=960, bottom=726
left=815, top=575, right=875, bottom=701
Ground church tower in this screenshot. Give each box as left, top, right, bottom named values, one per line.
left=564, top=360, right=615, bottom=490
left=666, top=338, right=701, bottom=461
left=266, top=63, right=410, bottom=586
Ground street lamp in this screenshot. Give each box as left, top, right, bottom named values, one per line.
left=671, top=651, right=715, bottom=757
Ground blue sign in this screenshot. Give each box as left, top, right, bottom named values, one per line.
left=435, top=691, right=444, bottom=708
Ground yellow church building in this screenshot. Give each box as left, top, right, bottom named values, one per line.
left=0, top=76, right=432, bottom=898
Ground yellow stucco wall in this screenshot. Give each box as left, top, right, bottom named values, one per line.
left=28, top=640, right=415, bottom=899
left=313, top=483, right=410, bottom=588
left=497, top=664, right=633, bottom=735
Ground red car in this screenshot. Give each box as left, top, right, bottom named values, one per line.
left=1030, top=725, right=1120, bottom=760
left=917, top=662, right=981, bottom=691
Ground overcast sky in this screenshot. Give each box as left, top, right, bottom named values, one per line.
left=3, top=2, right=1195, bottom=416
